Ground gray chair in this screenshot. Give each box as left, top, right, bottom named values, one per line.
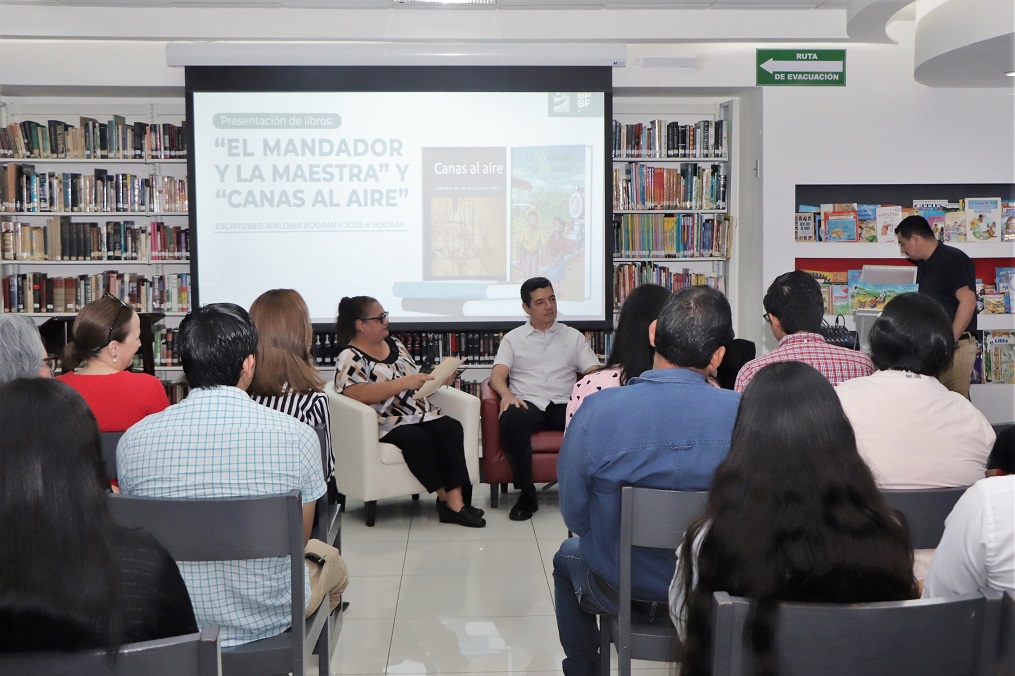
left=598, top=485, right=708, bottom=676
left=710, top=588, right=1003, bottom=676
left=997, top=591, right=1015, bottom=676
left=108, top=490, right=332, bottom=676
left=100, top=431, right=124, bottom=482
left=881, top=486, right=969, bottom=549
left=312, top=423, right=342, bottom=552
left=0, top=626, right=221, bottom=676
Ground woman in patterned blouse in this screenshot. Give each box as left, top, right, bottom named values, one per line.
left=334, top=296, right=484, bottom=528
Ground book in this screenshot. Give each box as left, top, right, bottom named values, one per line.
left=1002, top=201, right=1015, bottom=242
left=982, top=330, right=1015, bottom=384
left=794, top=212, right=816, bottom=242
left=942, top=211, right=967, bottom=242
left=856, top=204, right=878, bottom=243
left=964, top=197, right=1002, bottom=241
left=876, top=205, right=902, bottom=243
left=982, top=293, right=1006, bottom=314
left=831, top=284, right=851, bottom=314
left=852, top=281, right=918, bottom=310
left=996, top=266, right=1015, bottom=313
left=824, top=210, right=859, bottom=243
left=913, top=199, right=949, bottom=211
left=923, top=210, right=946, bottom=240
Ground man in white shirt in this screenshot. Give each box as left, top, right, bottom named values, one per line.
left=490, top=277, right=600, bottom=521
left=923, top=476, right=1015, bottom=598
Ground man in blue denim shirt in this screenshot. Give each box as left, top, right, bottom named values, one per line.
left=553, top=285, right=740, bottom=675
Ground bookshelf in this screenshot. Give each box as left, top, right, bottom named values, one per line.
left=611, top=100, right=734, bottom=314
left=792, top=183, right=1015, bottom=397
left=0, top=101, right=190, bottom=393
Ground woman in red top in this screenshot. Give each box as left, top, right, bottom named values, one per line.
left=57, top=295, right=169, bottom=432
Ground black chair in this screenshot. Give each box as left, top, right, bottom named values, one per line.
left=881, top=486, right=969, bottom=549
left=598, top=485, right=708, bottom=676
left=710, top=589, right=1003, bottom=676
left=99, top=431, right=124, bottom=482
left=0, top=626, right=221, bottom=676
left=108, top=490, right=331, bottom=676
left=311, top=424, right=342, bottom=552
left=997, top=591, right=1015, bottom=676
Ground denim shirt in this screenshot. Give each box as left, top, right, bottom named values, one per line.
left=558, top=367, right=739, bottom=601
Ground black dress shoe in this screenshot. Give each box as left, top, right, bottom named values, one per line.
left=508, top=494, right=539, bottom=521
left=438, top=503, right=486, bottom=528
left=463, top=504, right=485, bottom=518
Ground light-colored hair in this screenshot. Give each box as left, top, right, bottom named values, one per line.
left=247, top=289, right=324, bottom=396
left=0, top=314, right=46, bottom=384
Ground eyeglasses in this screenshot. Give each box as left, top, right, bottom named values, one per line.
left=103, top=293, right=130, bottom=345
left=762, top=312, right=772, bottom=323
left=361, top=311, right=390, bottom=323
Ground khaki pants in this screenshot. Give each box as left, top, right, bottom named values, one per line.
left=938, top=335, right=977, bottom=399
left=305, top=538, right=349, bottom=618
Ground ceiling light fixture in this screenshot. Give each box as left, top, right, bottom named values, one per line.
left=1006, top=71, right=1015, bottom=77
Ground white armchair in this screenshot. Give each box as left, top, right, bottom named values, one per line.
left=325, top=381, right=481, bottom=526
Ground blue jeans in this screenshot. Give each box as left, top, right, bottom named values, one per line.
left=553, top=537, right=616, bottom=675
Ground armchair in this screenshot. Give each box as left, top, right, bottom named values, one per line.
left=479, top=378, right=564, bottom=508
left=325, top=382, right=480, bottom=526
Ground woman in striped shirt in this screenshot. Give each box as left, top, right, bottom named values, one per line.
left=248, top=289, right=334, bottom=489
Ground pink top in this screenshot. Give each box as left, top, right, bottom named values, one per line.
left=565, top=366, right=622, bottom=430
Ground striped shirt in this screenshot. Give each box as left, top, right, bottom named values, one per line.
left=734, top=332, right=875, bottom=393
left=117, top=386, right=326, bottom=647
left=251, top=389, right=333, bottom=480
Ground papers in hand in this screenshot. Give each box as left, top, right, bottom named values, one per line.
left=412, top=357, right=464, bottom=400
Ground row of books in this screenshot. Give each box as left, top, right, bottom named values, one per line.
left=614, top=263, right=726, bottom=310
left=613, top=163, right=728, bottom=211
left=795, top=198, right=1015, bottom=243
left=613, top=213, right=732, bottom=259
left=1, top=271, right=191, bottom=314
left=612, top=119, right=727, bottom=159
left=1, top=218, right=189, bottom=262
left=1, top=118, right=187, bottom=160
left=2, top=163, right=188, bottom=214
left=975, top=331, right=1014, bottom=384
left=153, top=326, right=180, bottom=368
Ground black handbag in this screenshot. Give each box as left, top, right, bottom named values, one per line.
left=818, top=315, right=858, bottom=350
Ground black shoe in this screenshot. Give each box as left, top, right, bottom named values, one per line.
left=438, top=501, right=486, bottom=527
left=463, top=504, right=485, bottom=518
left=509, top=493, right=539, bottom=521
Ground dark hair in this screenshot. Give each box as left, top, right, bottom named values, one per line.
left=62, top=296, right=135, bottom=372
left=248, top=289, right=324, bottom=397
left=763, top=271, right=824, bottom=335
left=654, top=286, right=732, bottom=369
left=606, top=284, right=671, bottom=383
left=868, top=292, right=954, bottom=377
left=678, top=362, right=917, bottom=676
left=894, top=214, right=936, bottom=240
left=520, top=277, right=553, bottom=307
left=178, top=303, right=258, bottom=389
left=0, top=378, right=122, bottom=652
left=335, top=296, right=378, bottom=346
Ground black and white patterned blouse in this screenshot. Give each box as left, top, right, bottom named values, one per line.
left=250, top=389, right=334, bottom=479
left=334, top=337, right=442, bottom=437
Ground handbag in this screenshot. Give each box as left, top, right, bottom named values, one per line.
left=818, top=315, right=858, bottom=350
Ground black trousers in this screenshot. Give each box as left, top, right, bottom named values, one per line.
left=498, top=401, right=567, bottom=489
left=381, top=416, right=471, bottom=494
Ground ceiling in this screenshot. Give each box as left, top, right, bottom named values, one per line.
left=0, top=0, right=848, bottom=6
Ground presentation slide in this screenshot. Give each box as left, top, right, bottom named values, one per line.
left=192, top=90, right=608, bottom=326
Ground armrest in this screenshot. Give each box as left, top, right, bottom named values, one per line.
left=430, top=386, right=481, bottom=483
left=325, top=382, right=379, bottom=500
left=479, top=378, right=502, bottom=456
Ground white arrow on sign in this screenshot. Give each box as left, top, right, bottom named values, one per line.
left=760, top=59, right=844, bottom=74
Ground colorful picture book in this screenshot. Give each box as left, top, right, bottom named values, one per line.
left=996, top=267, right=1015, bottom=313
left=876, top=205, right=902, bottom=243
left=856, top=204, right=878, bottom=243
left=964, top=197, right=1002, bottom=242
left=795, top=212, right=816, bottom=242
left=823, top=209, right=858, bottom=243
left=852, top=281, right=918, bottom=311
left=1002, top=201, right=1015, bottom=242
left=982, top=330, right=1015, bottom=384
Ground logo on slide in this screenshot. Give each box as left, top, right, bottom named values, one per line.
left=552, top=93, right=571, bottom=113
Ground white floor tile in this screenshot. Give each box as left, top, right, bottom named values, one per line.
left=341, top=506, right=412, bottom=544
left=408, top=506, right=538, bottom=542
left=402, top=540, right=545, bottom=577
left=329, top=618, right=395, bottom=675
left=343, top=540, right=408, bottom=577
left=343, top=575, right=401, bottom=619
left=386, top=616, right=565, bottom=674
left=395, top=573, right=555, bottom=619
left=530, top=502, right=568, bottom=541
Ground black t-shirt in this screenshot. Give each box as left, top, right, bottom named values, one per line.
left=915, top=242, right=976, bottom=333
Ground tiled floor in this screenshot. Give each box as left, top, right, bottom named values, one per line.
left=311, top=487, right=678, bottom=675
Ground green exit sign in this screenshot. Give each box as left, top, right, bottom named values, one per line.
left=756, top=49, right=846, bottom=86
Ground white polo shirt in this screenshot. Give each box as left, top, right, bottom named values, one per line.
left=493, top=320, right=600, bottom=411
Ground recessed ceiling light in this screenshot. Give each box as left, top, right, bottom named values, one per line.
left=393, top=0, right=496, bottom=4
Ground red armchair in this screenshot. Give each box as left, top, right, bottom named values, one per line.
left=479, top=378, right=564, bottom=508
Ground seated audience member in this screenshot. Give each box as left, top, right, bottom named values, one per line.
left=987, top=426, right=1014, bottom=477
left=565, top=283, right=670, bottom=429
left=0, top=314, right=52, bottom=383
left=734, top=270, right=874, bottom=392
left=671, top=362, right=918, bottom=676
left=491, top=277, right=600, bottom=521
left=335, top=296, right=484, bottom=528
left=555, top=285, right=740, bottom=675
left=248, top=289, right=335, bottom=489
left=117, top=303, right=348, bottom=647
left=0, top=378, right=196, bottom=652
left=57, top=295, right=169, bottom=431
left=923, top=476, right=1015, bottom=597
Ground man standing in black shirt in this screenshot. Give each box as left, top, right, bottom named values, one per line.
left=896, top=214, right=977, bottom=398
